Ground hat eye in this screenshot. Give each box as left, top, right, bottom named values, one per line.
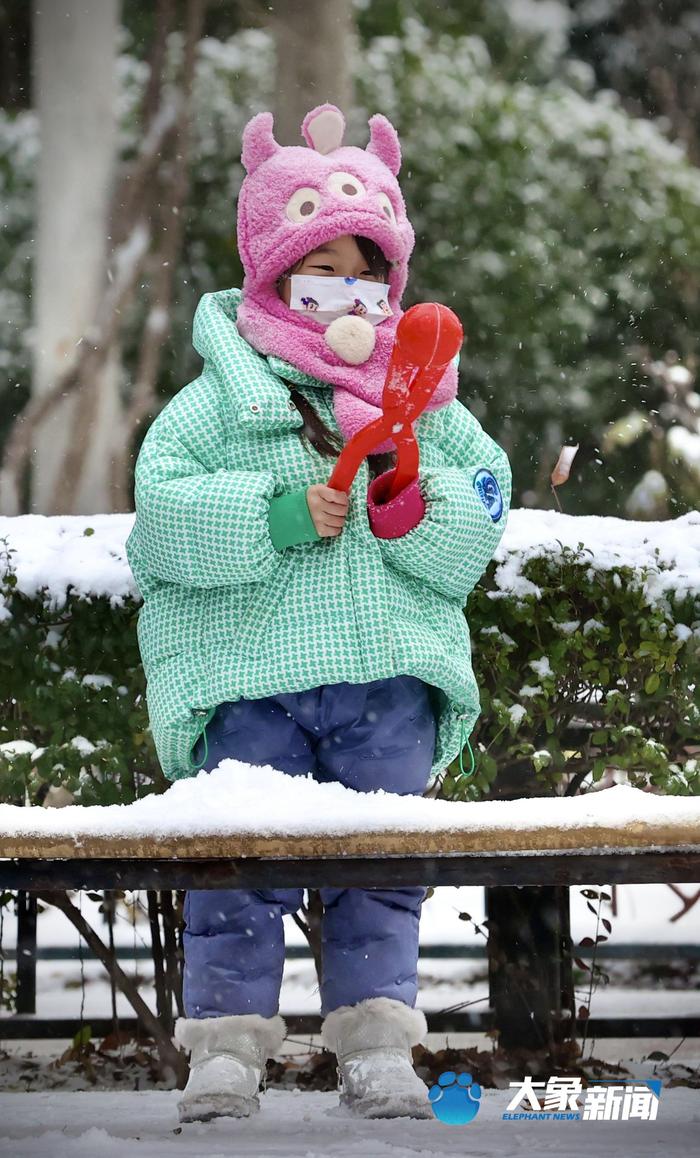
left=285, top=187, right=322, bottom=223
left=377, top=192, right=397, bottom=225
left=327, top=171, right=367, bottom=199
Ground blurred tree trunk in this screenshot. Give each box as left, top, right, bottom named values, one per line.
left=0, top=0, right=207, bottom=516
left=0, top=0, right=31, bottom=110
left=28, top=0, right=121, bottom=516
left=266, top=0, right=356, bottom=144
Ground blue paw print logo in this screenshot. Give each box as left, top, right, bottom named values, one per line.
left=429, top=1070, right=482, bottom=1125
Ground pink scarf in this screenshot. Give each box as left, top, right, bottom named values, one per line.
left=236, top=292, right=458, bottom=454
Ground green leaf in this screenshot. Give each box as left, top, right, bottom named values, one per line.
left=72, top=1024, right=92, bottom=1048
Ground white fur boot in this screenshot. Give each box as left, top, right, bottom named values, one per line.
left=174, top=1012, right=286, bottom=1123
left=321, top=997, right=433, bottom=1119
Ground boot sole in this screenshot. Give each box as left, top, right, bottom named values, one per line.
left=340, top=1093, right=434, bottom=1120
left=178, top=1093, right=260, bottom=1123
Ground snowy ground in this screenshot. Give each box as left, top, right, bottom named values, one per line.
left=1, top=883, right=699, bottom=1154
left=0, top=1087, right=698, bottom=1157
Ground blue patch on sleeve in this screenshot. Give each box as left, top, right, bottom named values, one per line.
left=473, top=468, right=504, bottom=522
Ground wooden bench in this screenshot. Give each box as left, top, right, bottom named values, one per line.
left=2, top=780, right=699, bottom=1053
left=2, top=808, right=700, bottom=889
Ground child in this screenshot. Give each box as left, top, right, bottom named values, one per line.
left=125, top=103, right=511, bottom=1123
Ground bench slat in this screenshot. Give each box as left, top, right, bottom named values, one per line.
left=2, top=815, right=700, bottom=861
left=3, top=851, right=700, bottom=890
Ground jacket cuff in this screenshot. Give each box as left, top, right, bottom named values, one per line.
left=366, top=469, right=426, bottom=539
left=268, top=489, right=321, bottom=551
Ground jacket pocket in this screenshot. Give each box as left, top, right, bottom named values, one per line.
left=234, top=554, right=294, bottom=654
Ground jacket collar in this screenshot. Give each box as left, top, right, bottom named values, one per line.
left=192, top=287, right=331, bottom=432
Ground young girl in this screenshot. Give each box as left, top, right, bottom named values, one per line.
left=125, top=103, right=511, bottom=1124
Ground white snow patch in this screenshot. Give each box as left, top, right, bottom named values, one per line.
left=556, top=620, right=582, bottom=635
left=518, top=684, right=542, bottom=698
left=507, top=704, right=527, bottom=727
left=668, top=426, right=700, bottom=475
left=1, top=509, right=698, bottom=611
left=0, top=1087, right=698, bottom=1156
left=0, top=768, right=698, bottom=843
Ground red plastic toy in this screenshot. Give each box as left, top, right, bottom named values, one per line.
left=327, top=302, right=464, bottom=501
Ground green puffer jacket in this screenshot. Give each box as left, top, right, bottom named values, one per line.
left=125, top=287, right=512, bottom=787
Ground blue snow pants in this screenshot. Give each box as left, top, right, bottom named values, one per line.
left=183, top=675, right=437, bottom=1019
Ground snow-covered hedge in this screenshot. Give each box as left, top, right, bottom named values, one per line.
left=0, top=508, right=698, bottom=806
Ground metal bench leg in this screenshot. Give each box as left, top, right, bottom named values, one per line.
left=16, top=891, right=38, bottom=1015
left=486, top=884, right=574, bottom=1052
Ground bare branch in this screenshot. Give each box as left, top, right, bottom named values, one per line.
left=39, top=889, right=188, bottom=1084
left=111, top=0, right=210, bottom=508
left=109, top=0, right=179, bottom=246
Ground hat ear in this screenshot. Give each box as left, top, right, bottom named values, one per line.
left=301, top=103, right=346, bottom=154
left=241, top=111, right=280, bottom=174
left=366, top=113, right=401, bottom=176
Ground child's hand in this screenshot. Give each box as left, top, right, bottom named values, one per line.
left=306, top=484, right=349, bottom=537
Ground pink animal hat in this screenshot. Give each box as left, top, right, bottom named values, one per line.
left=235, top=103, right=458, bottom=453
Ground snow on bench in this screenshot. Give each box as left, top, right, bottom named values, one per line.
left=1, top=764, right=699, bottom=860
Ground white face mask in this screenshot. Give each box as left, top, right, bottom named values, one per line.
left=288, top=274, right=393, bottom=328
